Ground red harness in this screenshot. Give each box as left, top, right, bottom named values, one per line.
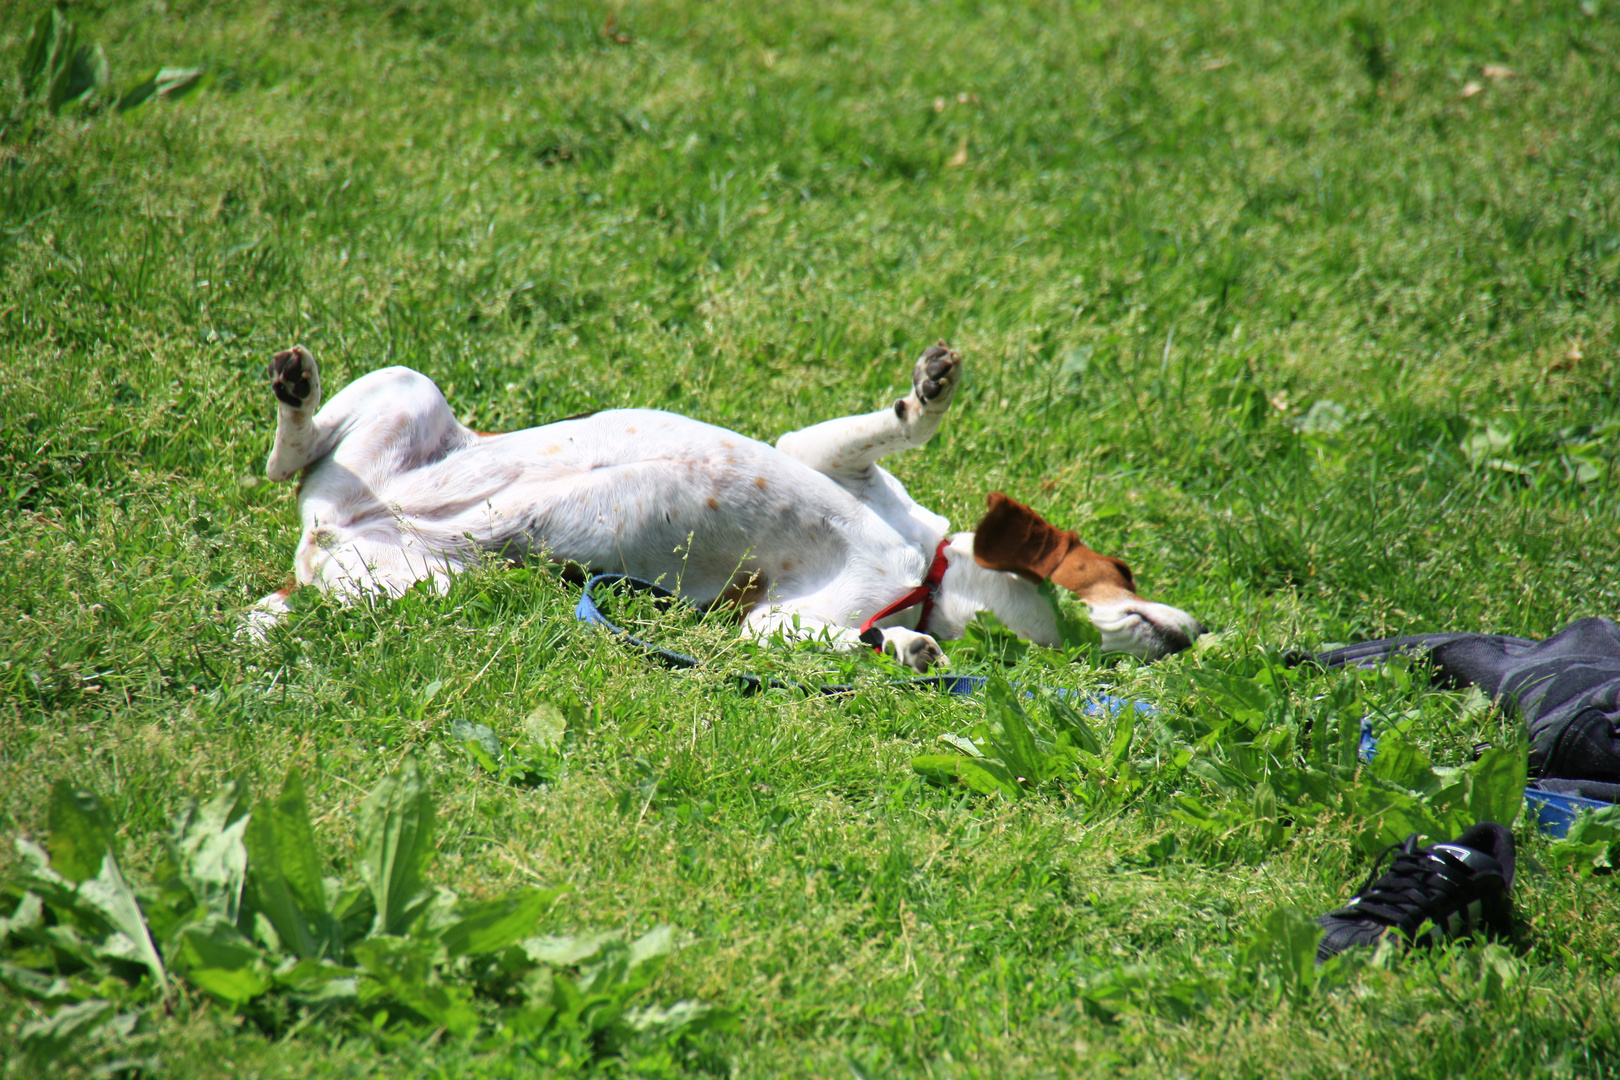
left=858, top=537, right=952, bottom=649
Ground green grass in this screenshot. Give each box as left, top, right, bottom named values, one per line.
left=4, top=0, right=1620, bottom=1075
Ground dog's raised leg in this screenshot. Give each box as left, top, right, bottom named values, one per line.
left=247, top=347, right=487, bottom=641
left=265, top=345, right=329, bottom=481
left=242, top=346, right=328, bottom=639
left=776, top=342, right=961, bottom=480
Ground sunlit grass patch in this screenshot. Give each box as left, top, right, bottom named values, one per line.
left=4, top=0, right=1620, bottom=1075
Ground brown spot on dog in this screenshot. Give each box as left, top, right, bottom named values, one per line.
left=972, top=492, right=1137, bottom=603
left=754, top=476, right=769, bottom=489
left=781, top=560, right=793, bottom=572
left=707, top=497, right=720, bottom=510
left=710, top=571, right=769, bottom=618
left=626, top=427, right=637, bottom=434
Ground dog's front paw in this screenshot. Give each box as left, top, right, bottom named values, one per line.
left=882, top=626, right=949, bottom=672
left=911, top=341, right=961, bottom=409
left=269, top=345, right=320, bottom=410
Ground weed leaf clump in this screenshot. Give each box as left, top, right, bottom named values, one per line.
left=19, top=7, right=107, bottom=113
left=0, top=762, right=728, bottom=1074
left=18, top=4, right=203, bottom=117
left=913, top=675, right=1143, bottom=805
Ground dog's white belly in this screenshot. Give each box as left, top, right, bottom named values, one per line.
left=336, top=409, right=927, bottom=605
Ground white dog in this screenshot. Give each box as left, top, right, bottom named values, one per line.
left=247, top=343, right=1202, bottom=669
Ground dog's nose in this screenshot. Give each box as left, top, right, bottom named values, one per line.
left=1160, top=621, right=1202, bottom=656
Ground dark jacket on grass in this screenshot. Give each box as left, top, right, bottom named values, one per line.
left=1317, top=617, right=1620, bottom=801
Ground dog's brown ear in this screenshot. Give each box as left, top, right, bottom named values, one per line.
left=973, top=492, right=1139, bottom=602
left=971, top=492, right=1077, bottom=582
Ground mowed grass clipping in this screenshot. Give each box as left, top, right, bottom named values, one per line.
left=3, top=0, right=1620, bottom=1076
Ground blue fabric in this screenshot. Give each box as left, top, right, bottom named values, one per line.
left=1524, top=784, right=1619, bottom=837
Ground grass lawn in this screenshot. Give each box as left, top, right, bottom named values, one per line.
left=3, top=0, right=1620, bottom=1075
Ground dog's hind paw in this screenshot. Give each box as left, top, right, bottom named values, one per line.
left=269, top=345, right=320, bottom=410
left=238, top=588, right=295, bottom=642
left=910, top=341, right=961, bottom=410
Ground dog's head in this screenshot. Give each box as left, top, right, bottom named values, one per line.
left=970, top=492, right=1203, bottom=659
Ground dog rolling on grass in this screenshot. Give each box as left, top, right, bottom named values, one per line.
left=247, top=343, right=1203, bottom=669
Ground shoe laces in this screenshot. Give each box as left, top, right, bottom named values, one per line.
left=1338, top=835, right=1469, bottom=926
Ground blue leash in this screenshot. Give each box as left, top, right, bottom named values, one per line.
left=574, top=573, right=1146, bottom=715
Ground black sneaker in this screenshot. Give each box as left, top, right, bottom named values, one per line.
left=1316, top=822, right=1516, bottom=962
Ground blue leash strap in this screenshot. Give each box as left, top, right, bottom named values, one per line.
left=574, top=574, right=703, bottom=670
left=575, top=573, right=984, bottom=696
left=575, top=573, right=1147, bottom=715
